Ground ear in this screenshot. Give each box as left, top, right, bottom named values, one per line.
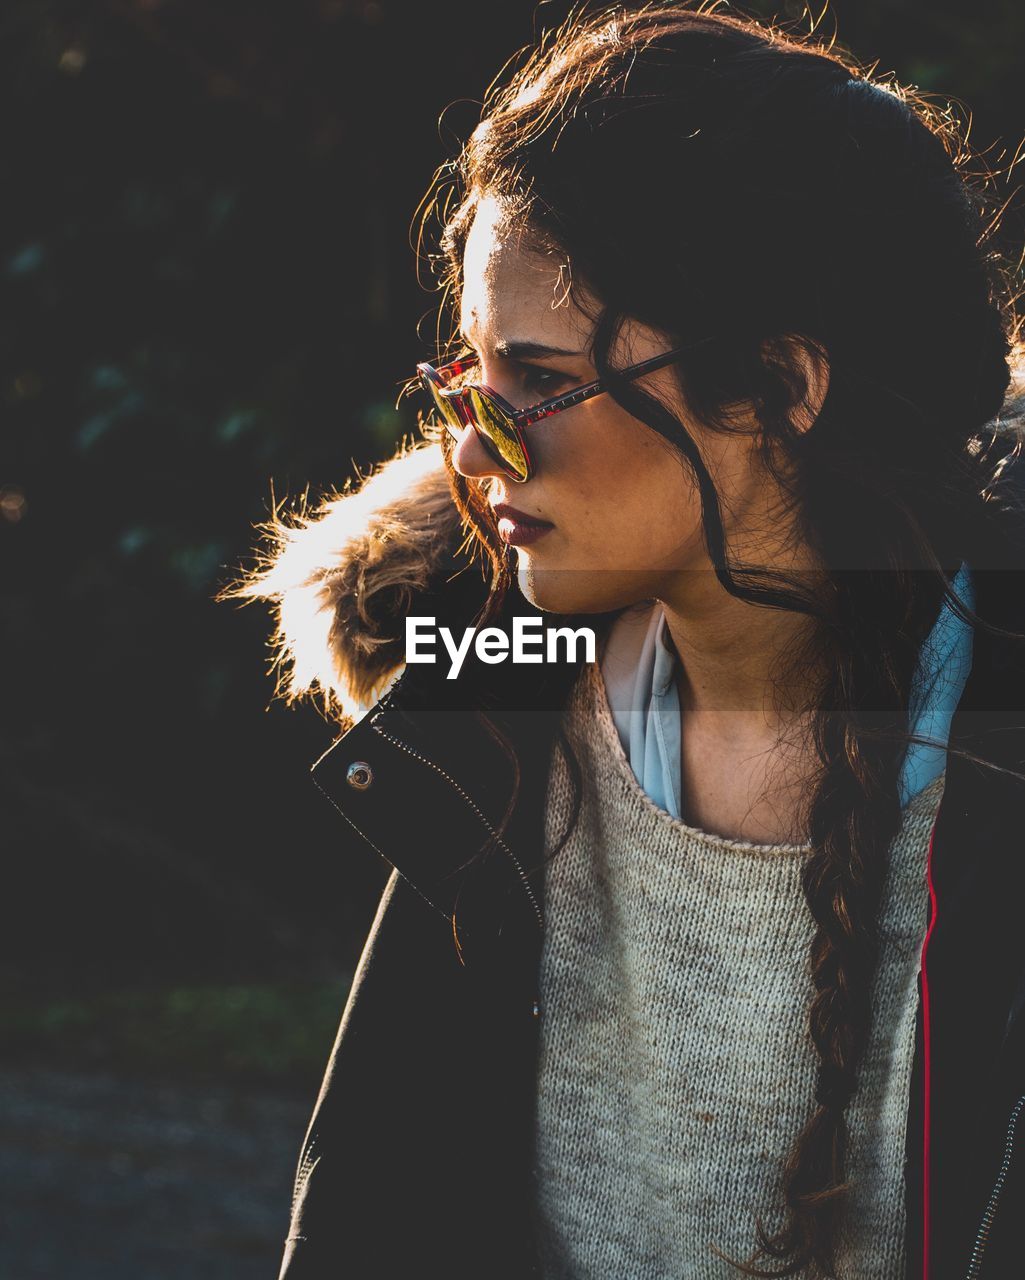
left=781, top=334, right=830, bottom=434
left=759, top=334, right=830, bottom=435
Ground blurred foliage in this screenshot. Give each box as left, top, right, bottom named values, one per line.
left=7, top=980, right=350, bottom=1090
left=0, top=0, right=1021, bottom=1015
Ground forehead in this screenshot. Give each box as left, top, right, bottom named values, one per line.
left=459, top=194, right=590, bottom=349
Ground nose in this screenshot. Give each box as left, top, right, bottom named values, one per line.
left=450, top=422, right=509, bottom=482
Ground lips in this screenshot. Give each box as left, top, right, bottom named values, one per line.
left=489, top=503, right=555, bottom=548
left=490, top=503, right=554, bottom=529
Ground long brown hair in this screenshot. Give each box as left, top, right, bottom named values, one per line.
left=416, top=3, right=1025, bottom=1275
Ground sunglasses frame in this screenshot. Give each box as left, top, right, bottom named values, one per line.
left=416, top=343, right=700, bottom=483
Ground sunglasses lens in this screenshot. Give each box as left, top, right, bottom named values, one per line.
left=466, top=387, right=529, bottom=482
left=422, top=374, right=465, bottom=441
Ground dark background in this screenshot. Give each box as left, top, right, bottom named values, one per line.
left=1, top=2, right=1023, bottom=1276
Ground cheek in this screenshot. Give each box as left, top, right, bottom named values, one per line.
left=555, top=413, right=699, bottom=563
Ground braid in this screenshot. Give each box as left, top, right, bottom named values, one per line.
left=743, top=567, right=919, bottom=1277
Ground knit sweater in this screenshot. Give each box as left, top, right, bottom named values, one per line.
left=532, top=656, right=945, bottom=1279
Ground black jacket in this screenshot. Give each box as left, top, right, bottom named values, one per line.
left=256, top=428, right=1025, bottom=1280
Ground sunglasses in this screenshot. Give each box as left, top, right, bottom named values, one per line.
left=416, top=344, right=697, bottom=482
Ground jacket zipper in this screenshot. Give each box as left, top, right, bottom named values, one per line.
left=371, top=720, right=543, bottom=931
left=922, top=815, right=940, bottom=1280
left=963, top=1093, right=1025, bottom=1278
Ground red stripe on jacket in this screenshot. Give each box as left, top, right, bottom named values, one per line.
left=920, top=815, right=940, bottom=1279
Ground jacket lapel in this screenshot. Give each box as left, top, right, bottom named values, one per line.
left=309, top=594, right=585, bottom=968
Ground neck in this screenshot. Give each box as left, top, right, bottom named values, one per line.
left=659, top=564, right=830, bottom=738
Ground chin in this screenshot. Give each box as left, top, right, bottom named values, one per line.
left=514, top=558, right=654, bottom=616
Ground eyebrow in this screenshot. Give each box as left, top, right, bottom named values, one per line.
left=459, top=333, right=585, bottom=360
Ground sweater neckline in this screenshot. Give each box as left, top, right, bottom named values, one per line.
left=582, top=656, right=947, bottom=858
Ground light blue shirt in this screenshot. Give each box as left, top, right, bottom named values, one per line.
left=600, top=563, right=974, bottom=819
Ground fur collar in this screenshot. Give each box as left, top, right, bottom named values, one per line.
left=222, top=439, right=480, bottom=730
left=223, top=370, right=1025, bottom=731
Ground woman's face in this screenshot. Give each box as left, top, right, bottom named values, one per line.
left=450, top=195, right=791, bottom=616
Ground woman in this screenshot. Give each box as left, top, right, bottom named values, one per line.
left=224, top=6, right=1025, bottom=1278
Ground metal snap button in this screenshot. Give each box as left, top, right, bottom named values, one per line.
left=346, top=761, right=373, bottom=791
